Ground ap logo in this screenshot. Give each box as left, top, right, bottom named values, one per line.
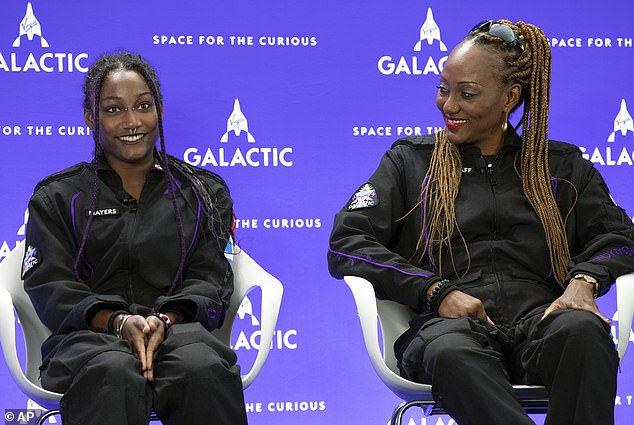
left=12, top=2, right=49, bottom=48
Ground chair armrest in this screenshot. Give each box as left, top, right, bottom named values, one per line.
left=343, top=276, right=433, bottom=398
left=616, top=273, right=634, bottom=360
left=0, top=288, right=62, bottom=409
left=232, top=250, right=283, bottom=389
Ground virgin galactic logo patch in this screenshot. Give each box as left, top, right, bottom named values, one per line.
left=347, top=183, right=378, bottom=210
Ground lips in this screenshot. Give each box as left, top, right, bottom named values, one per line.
left=445, top=117, right=468, bottom=130
left=118, top=134, right=144, bottom=144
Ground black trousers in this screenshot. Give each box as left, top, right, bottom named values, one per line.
left=42, top=322, right=248, bottom=425
left=400, top=309, right=619, bottom=425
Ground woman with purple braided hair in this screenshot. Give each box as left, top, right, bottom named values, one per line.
left=328, top=20, right=634, bottom=424
left=23, top=52, right=248, bottom=425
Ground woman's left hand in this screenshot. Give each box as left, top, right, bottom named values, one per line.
left=143, top=315, right=165, bottom=381
left=542, top=278, right=611, bottom=324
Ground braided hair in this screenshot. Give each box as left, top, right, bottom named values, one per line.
left=78, top=52, right=228, bottom=295
left=416, top=21, right=571, bottom=285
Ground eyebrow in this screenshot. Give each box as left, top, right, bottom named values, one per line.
left=100, top=91, right=153, bottom=101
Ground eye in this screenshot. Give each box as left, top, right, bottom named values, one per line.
left=437, top=85, right=449, bottom=96
left=461, top=91, right=476, bottom=99
left=104, top=105, right=122, bottom=114
left=136, top=102, right=154, bottom=112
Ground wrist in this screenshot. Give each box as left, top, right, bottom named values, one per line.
left=103, top=309, right=126, bottom=333
left=151, top=312, right=174, bottom=333
left=569, top=273, right=599, bottom=298
left=114, top=314, right=132, bottom=338
left=426, top=279, right=455, bottom=313
left=426, top=281, right=442, bottom=300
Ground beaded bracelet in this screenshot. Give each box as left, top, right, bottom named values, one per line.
left=114, top=314, right=131, bottom=339
left=427, top=279, right=456, bottom=313
left=107, top=310, right=128, bottom=334
left=151, top=312, right=173, bottom=334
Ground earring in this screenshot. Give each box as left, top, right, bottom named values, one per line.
left=502, top=111, right=509, bottom=132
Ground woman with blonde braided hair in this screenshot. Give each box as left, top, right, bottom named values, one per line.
left=329, top=20, right=634, bottom=424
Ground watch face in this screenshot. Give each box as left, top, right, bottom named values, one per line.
left=576, top=274, right=598, bottom=283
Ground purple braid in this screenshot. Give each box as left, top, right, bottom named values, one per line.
left=135, top=65, right=188, bottom=295
left=73, top=79, right=102, bottom=282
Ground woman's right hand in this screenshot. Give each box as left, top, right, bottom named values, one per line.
left=120, top=315, right=153, bottom=378
left=437, top=290, right=493, bottom=324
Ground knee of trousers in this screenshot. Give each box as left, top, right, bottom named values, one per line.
left=72, top=350, right=146, bottom=389
left=161, top=343, right=241, bottom=384
left=543, top=309, right=613, bottom=348
left=403, top=331, right=491, bottom=383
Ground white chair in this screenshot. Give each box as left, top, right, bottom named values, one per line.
left=0, top=240, right=283, bottom=425
left=343, top=273, right=634, bottom=425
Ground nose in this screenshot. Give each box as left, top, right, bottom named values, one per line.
left=442, top=93, right=460, bottom=115
left=122, top=108, right=142, bottom=130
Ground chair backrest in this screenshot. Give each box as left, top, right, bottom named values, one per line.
left=376, top=298, right=416, bottom=373
left=0, top=240, right=51, bottom=384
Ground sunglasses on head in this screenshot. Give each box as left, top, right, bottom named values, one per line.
left=470, top=20, right=524, bottom=51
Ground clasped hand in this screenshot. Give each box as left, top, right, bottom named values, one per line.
left=119, top=315, right=165, bottom=381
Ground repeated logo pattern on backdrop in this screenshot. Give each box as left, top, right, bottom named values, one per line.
left=0, top=1, right=632, bottom=424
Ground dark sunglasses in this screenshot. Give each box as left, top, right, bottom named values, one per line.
left=470, top=20, right=524, bottom=51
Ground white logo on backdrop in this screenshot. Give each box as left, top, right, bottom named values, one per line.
left=377, top=6, right=449, bottom=76
left=17, top=209, right=29, bottom=236
left=413, top=8, right=447, bottom=52
left=608, top=98, right=634, bottom=142
left=1, top=2, right=89, bottom=72
left=580, top=98, right=634, bottom=166
left=221, top=99, right=256, bottom=144
left=237, top=296, right=260, bottom=326
left=611, top=310, right=634, bottom=346
left=0, top=210, right=27, bottom=261
left=233, top=294, right=297, bottom=351
left=183, top=99, right=293, bottom=167
left=12, top=2, right=48, bottom=48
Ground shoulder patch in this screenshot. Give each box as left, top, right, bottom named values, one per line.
left=22, top=245, right=42, bottom=279
left=347, top=183, right=379, bottom=211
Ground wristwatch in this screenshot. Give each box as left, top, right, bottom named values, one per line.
left=572, top=273, right=600, bottom=298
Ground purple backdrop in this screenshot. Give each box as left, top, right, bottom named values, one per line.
left=1, top=1, right=632, bottom=424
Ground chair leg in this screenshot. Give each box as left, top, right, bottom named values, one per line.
left=37, top=410, right=60, bottom=425
left=391, top=400, right=435, bottom=425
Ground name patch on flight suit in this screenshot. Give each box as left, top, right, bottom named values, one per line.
left=85, top=208, right=121, bottom=217
left=347, top=183, right=379, bottom=210
left=22, top=245, right=41, bottom=278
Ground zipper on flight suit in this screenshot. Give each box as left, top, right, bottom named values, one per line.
left=123, top=196, right=139, bottom=302
left=485, top=157, right=505, bottom=323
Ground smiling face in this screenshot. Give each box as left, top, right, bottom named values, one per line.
left=436, top=40, right=521, bottom=155
left=84, top=69, right=159, bottom=172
